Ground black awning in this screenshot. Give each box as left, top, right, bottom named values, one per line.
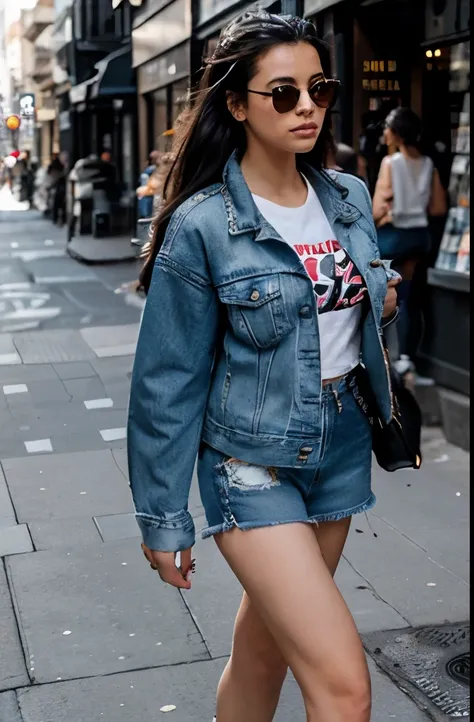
left=90, top=46, right=136, bottom=99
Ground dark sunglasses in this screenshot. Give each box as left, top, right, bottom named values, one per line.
left=247, top=78, right=340, bottom=114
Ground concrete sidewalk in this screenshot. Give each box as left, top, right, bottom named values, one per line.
left=0, top=323, right=469, bottom=722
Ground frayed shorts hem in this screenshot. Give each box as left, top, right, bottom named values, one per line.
left=201, top=492, right=376, bottom=540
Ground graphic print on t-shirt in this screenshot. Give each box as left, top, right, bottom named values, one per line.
left=294, top=240, right=368, bottom=313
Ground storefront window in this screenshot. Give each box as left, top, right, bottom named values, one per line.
left=435, top=41, right=470, bottom=275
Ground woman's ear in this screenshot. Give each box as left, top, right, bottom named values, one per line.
left=226, top=91, right=247, bottom=122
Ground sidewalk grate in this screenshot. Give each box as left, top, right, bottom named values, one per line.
left=446, top=653, right=470, bottom=687
left=364, top=623, right=470, bottom=720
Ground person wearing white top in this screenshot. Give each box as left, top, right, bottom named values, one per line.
left=373, top=108, right=447, bottom=375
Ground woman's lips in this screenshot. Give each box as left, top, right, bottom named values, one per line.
left=290, top=124, right=318, bottom=138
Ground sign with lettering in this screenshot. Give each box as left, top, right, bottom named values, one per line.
left=362, top=60, right=401, bottom=93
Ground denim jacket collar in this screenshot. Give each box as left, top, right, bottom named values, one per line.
left=221, top=150, right=361, bottom=241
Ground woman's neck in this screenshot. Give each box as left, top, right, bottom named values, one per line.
left=240, top=140, right=307, bottom=207
left=399, top=144, right=422, bottom=160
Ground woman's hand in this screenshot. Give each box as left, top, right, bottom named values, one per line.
left=141, top=543, right=194, bottom=590
left=383, top=278, right=400, bottom=319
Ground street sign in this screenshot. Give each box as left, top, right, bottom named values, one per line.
left=19, top=93, right=35, bottom=118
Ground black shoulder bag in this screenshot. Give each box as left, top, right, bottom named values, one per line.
left=354, top=346, right=422, bottom=473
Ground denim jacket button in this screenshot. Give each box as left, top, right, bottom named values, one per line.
left=250, top=290, right=260, bottom=301
left=370, top=259, right=383, bottom=268
left=297, top=455, right=308, bottom=462
left=299, top=305, right=312, bottom=318
left=300, top=446, right=313, bottom=454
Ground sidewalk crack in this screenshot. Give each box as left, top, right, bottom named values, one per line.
left=178, top=590, right=213, bottom=660
left=342, top=554, right=411, bottom=627
left=3, top=558, right=34, bottom=687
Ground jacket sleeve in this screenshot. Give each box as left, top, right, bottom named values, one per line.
left=127, top=243, right=218, bottom=552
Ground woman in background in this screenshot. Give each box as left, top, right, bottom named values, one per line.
left=373, top=107, right=447, bottom=375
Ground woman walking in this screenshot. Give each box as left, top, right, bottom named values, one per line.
left=128, top=12, right=399, bottom=722
left=373, top=107, right=446, bottom=374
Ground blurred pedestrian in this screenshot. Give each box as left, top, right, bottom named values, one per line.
left=137, top=151, right=161, bottom=219
left=373, top=107, right=447, bottom=375
left=47, top=153, right=66, bottom=225
left=128, top=12, right=400, bottom=722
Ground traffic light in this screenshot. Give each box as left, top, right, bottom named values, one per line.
left=5, top=114, right=21, bottom=131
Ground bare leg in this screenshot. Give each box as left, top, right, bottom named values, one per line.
left=216, top=592, right=288, bottom=722
left=215, top=519, right=369, bottom=722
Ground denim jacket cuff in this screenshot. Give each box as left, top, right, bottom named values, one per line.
left=136, top=511, right=196, bottom=552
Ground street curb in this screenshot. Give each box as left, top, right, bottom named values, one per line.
left=66, top=240, right=139, bottom=266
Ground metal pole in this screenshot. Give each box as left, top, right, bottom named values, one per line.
left=280, top=0, right=304, bottom=16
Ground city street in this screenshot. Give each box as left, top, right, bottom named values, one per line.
left=0, top=202, right=470, bottom=722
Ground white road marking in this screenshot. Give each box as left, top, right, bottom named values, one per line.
left=100, top=428, right=126, bottom=442
left=24, top=439, right=53, bottom=454
left=84, top=398, right=114, bottom=410
left=3, top=384, right=28, bottom=395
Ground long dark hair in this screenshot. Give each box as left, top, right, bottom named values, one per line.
left=385, top=107, right=423, bottom=148
left=140, top=11, right=334, bottom=292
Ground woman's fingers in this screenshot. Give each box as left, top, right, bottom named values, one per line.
left=141, top=544, right=193, bottom=589
left=180, top=548, right=194, bottom=580
left=154, top=554, right=192, bottom=589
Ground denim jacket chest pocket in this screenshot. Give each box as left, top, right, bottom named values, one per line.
left=217, top=273, right=296, bottom=349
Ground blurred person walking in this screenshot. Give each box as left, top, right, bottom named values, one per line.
left=128, top=11, right=401, bottom=722
left=137, top=151, right=161, bottom=219
left=373, top=107, right=447, bottom=376
left=47, top=153, right=66, bottom=226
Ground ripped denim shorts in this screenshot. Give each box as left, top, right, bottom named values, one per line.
left=197, top=373, right=375, bottom=539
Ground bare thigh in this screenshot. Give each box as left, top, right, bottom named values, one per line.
left=230, top=517, right=352, bottom=665
left=216, top=522, right=369, bottom=706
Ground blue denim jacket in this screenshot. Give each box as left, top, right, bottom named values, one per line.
left=127, top=151, right=393, bottom=552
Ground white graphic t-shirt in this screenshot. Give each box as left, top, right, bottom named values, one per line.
left=252, top=177, right=368, bottom=379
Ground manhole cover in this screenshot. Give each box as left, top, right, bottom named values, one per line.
left=447, top=653, right=470, bottom=687
left=364, top=623, right=470, bottom=720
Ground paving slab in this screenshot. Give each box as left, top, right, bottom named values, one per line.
left=81, top=324, right=138, bottom=358
left=403, top=525, right=470, bottom=585
left=90, top=355, right=134, bottom=380
left=62, top=376, right=108, bottom=401
left=0, top=691, right=22, bottom=722
left=52, top=361, right=97, bottom=380
left=13, top=330, right=96, bottom=364
left=28, top=517, right=102, bottom=551
left=5, top=379, right=71, bottom=408
left=7, top=539, right=209, bottom=683
left=335, top=557, right=408, bottom=633
left=0, top=563, right=29, bottom=691
left=0, top=525, right=33, bottom=557
left=93, top=513, right=140, bottom=543
left=343, top=514, right=470, bottom=628
left=2, top=449, right=133, bottom=523
left=0, top=364, right=58, bottom=384
left=16, top=654, right=431, bottom=722
left=371, top=455, right=470, bottom=536
left=0, top=335, right=21, bottom=366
